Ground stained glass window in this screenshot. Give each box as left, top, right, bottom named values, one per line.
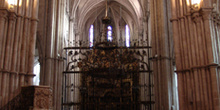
left=89, top=25, right=94, bottom=47
left=107, top=26, right=112, bottom=41
left=125, top=25, right=130, bottom=47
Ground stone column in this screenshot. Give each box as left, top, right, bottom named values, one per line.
left=2, top=12, right=17, bottom=107
left=19, top=16, right=29, bottom=88
left=15, top=15, right=24, bottom=94
left=201, top=8, right=220, bottom=110
left=56, top=59, right=63, bottom=110
left=170, top=0, right=184, bottom=109
left=8, top=0, right=26, bottom=100
left=0, top=0, right=41, bottom=108
left=27, top=0, right=39, bottom=85
left=42, top=0, right=55, bottom=86
left=151, top=0, right=175, bottom=110
left=202, top=0, right=212, bottom=7
left=201, top=9, right=216, bottom=63
left=193, top=12, right=206, bottom=110
left=24, top=0, right=33, bottom=86
left=0, top=9, right=8, bottom=108
left=186, top=8, right=197, bottom=110
left=25, top=4, right=32, bottom=86
left=9, top=14, right=22, bottom=101
left=0, top=9, right=8, bottom=69
left=69, top=20, right=74, bottom=46
left=114, top=19, right=120, bottom=45
left=171, top=0, right=220, bottom=109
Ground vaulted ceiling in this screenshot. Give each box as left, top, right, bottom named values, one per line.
left=69, top=0, right=148, bottom=36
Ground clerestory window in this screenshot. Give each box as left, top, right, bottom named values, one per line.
left=125, top=25, right=130, bottom=47
left=89, top=25, right=94, bottom=47
left=107, top=26, right=112, bottom=42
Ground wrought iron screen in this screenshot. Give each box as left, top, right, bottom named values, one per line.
left=62, top=39, right=154, bottom=110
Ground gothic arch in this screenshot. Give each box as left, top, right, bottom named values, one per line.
left=69, top=0, right=145, bottom=40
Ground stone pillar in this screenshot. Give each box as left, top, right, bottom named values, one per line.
left=19, top=0, right=32, bottom=88
left=0, top=10, right=8, bottom=69
left=201, top=8, right=220, bottom=110
left=56, top=59, right=63, bottom=110
left=8, top=0, right=27, bottom=100
left=201, top=9, right=216, bottom=63
left=0, top=0, right=40, bottom=108
left=37, top=0, right=68, bottom=109
left=202, top=0, right=212, bottom=7
left=151, top=0, right=175, bottom=110
left=120, top=23, right=126, bottom=46
left=192, top=12, right=205, bottom=110
left=1, top=12, right=17, bottom=106
left=171, top=0, right=220, bottom=109
left=19, top=16, right=29, bottom=87
left=10, top=12, right=22, bottom=98
left=9, top=16, right=21, bottom=101
left=27, top=0, right=39, bottom=85
left=15, top=14, right=24, bottom=94
left=24, top=0, right=32, bottom=86
left=69, top=20, right=74, bottom=46
left=0, top=9, right=8, bottom=108
left=41, top=0, right=55, bottom=86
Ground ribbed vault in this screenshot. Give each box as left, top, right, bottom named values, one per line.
left=69, top=0, right=146, bottom=40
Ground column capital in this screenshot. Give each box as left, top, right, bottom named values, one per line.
left=211, top=13, right=220, bottom=24
left=8, top=12, right=17, bottom=21
left=192, top=11, right=202, bottom=23
left=200, top=8, right=213, bottom=20
left=75, top=30, right=81, bottom=36
left=0, top=9, right=8, bottom=19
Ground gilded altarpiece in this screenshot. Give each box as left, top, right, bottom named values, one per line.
left=63, top=41, right=153, bottom=110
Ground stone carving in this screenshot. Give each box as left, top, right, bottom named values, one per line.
left=34, top=87, right=53, bottom=109
left=0, top=86, right=52, bottom=110
left=0, top=10, right=8, bottom=19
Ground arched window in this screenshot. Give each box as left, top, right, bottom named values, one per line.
left=33, top=62, right=40, bottom=85
left=107, top=26, right=112, bottom=41
left=89, top=25, right=94, bottom=47
left=174, top=65, right=179, bottom=110
left=125, top=25, right=130, bottom=47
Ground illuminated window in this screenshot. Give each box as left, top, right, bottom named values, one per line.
left=125, top=25, right=130, bottom=47
left=33, top=63, right=40, bottom=85
left=174, top=64, right=179, bottom=110
left=107, top=26, right=112, bottom=41
left=89, top=25, right=94, bottom=47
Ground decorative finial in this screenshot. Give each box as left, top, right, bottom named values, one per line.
left=102, top=0, right=111, bottom=24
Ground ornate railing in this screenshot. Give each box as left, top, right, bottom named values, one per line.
left=63, top=39, right=154, bottom=110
